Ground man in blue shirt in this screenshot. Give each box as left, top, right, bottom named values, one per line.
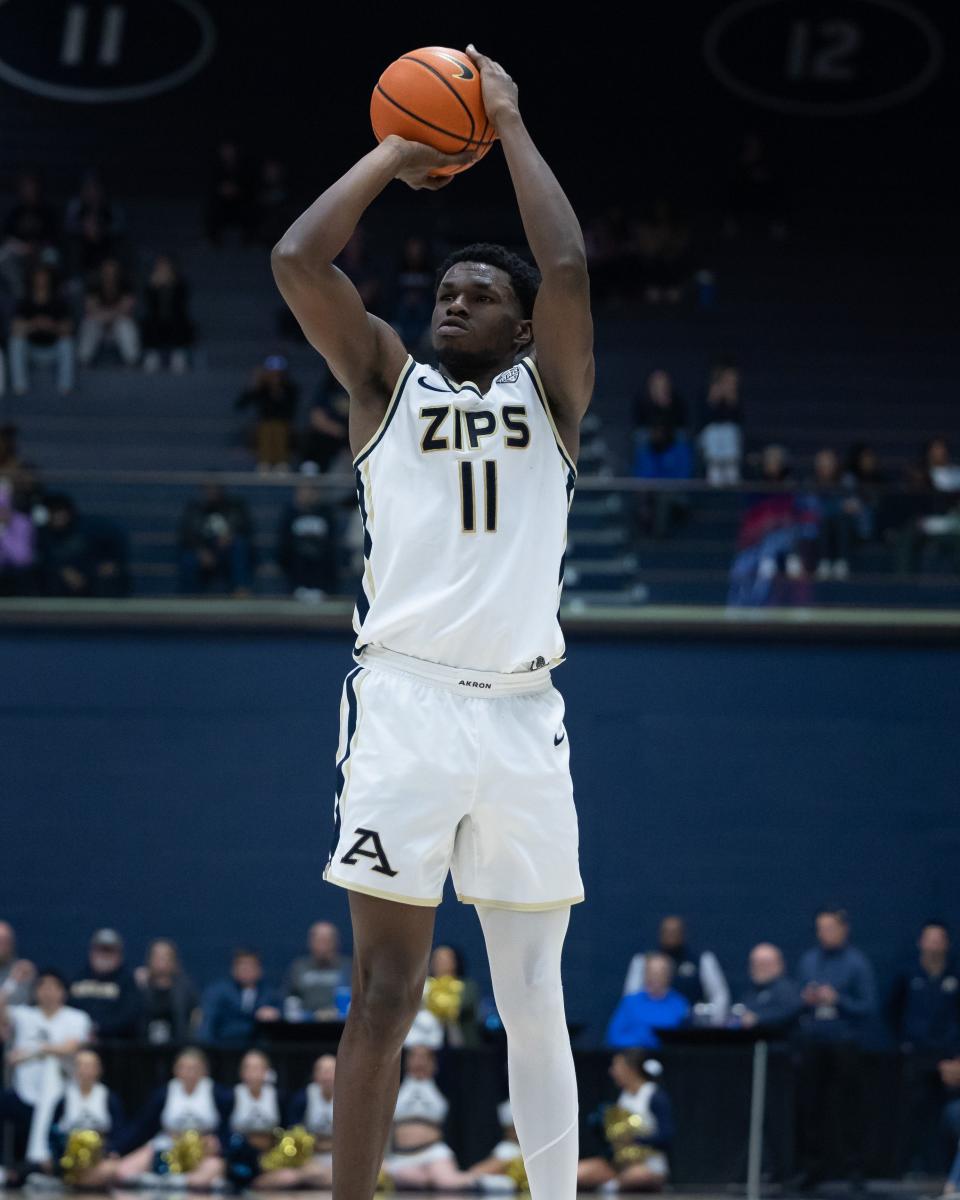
left=606, top=954, right=690, bottom=1049
left=792, top=908, right=877, bottom=1192
left=737, top=943, right=802, bottom=1031
left=197, top=949, right=282, bottom=1047
left=888, top=922, right=960, bottom=1173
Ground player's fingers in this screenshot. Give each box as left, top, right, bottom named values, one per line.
left=465, top=43, right=488, bottom=68
left=423, top=175, right=456, bottom=190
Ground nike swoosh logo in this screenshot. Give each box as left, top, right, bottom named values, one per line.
left=418, top=375, right=450, bottom=393
left=434, top=51, right=475, bottom=80
left=554, top=732, right=566, bottom=746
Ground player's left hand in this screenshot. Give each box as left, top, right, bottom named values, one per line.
left=465, top=44, right=519, bottom=128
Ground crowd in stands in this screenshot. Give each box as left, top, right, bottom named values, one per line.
left=3, top=910, right=960, bottom=1193
left=629, top=362, right=960, bottom=597
left=0, top=169, right=196, bottom=397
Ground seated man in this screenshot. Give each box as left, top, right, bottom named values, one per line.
left=607, top=954, right=690, bottom=1049
left=69, top=928, right=142, bottom=1040
left=284, top=922, right=351, bottom=1018
left=578, top=1051, right=674, bottom=1193
left=197, top=948, right=281, bottom=1047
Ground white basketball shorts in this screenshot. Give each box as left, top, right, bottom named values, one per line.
left=323, top=645, right=584, bottom=910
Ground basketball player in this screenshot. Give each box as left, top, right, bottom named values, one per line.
left=271, top=45, right=592, bottom=1200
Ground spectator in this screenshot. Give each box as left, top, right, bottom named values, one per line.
left=36, top=493, right=100, bottom=598
left=177, top=481, right=254, bottom=595
left=284, top=923, right=351, bottom=1019
left=218, top=1049, right=286, bottom=1191
left=843, top=443, right=887, bottom=542
left=0, top=921, right=36, bottom=1005
left=607, top=953, right=690, bottom=1049
left=724, top=131, right=787, bottom=240
left=235, top=355, right=299, bottom=472
left=299, top=382, right=350, bottom=473
left=390, top=235, right=435, bottom=347
left=1, top=171, right=59, bottom=299
left=634, top=369, right=686, bottom=440
left=141, top=254, right=194, bottom=374
left=0, top=969, right=92, bottom=1169
left=7, top=266, right=75, bottom=396
left=792, top=907, right=877, bottom=1192
left=624, top=915, right=730, bottom=1025
left=69, top=928, right=143, bottom=1040
left=728, top=445, right=818, bottom=607
left=383, top=1044, right=476, bottom=1191
left=424, top=944, right=481, bottom=1049
left=77, top=257, right=140, bottom=368
left=632, top=426, right=693, bottom=539
left=197, top=948, right=281, bottom=1047
left=255, top=157, right=292, bottom=246
left=0, top=477, right=36, bottom=595
left=63, top=170, right=125, bottom=281
left=276, top=483, right=339, bottom=600
left=135, top=938, right=199, bottom=1045
left=894, top=438, right=960, bottom=575
left=285, top=1054, right=336, bottom=1189
left=632, top=199, right=690, bottom=305
left=699, top=363, right=744, bottom=485
left=467, top=1099, right=523, bottom=1184
left=578, top=1051, right=674, bottom=1193
left=48, top=1048, right=125, bottom=1188
left=205, top=139, right=255, bottom=245
left=336, top=227, right=383, bottom=314
left=733, top=943, right=802, bottom=1031
left=113, top=1046, right=232, bottom=1186
left=888, top=922, right=960, bottom=1173
left=807, top=448, right=862, bottom=581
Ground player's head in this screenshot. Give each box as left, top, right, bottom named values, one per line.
left=432, top=243, right=541, bottom=377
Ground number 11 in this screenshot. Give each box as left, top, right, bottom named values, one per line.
left=460, top=460, right=498, bottom=533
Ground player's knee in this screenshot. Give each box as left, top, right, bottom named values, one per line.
left=352, top=964, right=424, bottom=1042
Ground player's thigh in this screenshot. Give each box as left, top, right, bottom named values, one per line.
left=455, top=685, right=581, bottom=906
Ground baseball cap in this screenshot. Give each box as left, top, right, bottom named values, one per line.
left=90, top=928, right=123, bottom=948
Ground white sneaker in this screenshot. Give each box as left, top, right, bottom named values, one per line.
left=170, top=349, right=189, bottom=374
left=815, top=559, right=832, bottom=581
left=477, top=1177, right=517, bottom=1193
left=831, top=558, right=850, bottom=580
left=785, top=553, right=805, bottom=579
left=143, top=350, right=162, bottom=373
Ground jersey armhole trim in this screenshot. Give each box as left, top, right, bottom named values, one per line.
left=352, top=355, right=416, bottom=468
left=520, top=357, right=578, bottom=477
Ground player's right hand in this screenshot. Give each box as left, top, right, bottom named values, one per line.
left=384, top=135, right=475, bottom=190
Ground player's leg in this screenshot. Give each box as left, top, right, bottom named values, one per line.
left=333, top=890, right=436, bottom=1200
left=476, top=904, right=579, bottom=1200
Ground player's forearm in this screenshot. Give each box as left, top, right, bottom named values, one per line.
left=496, top=111, right=587, bottom=277
left=272, top=140, right=404, bottom=271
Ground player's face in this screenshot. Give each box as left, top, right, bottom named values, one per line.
left=432, top=263, right=531, bottom=376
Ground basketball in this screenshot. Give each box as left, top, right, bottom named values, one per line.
left=371, top=46, right=496, bottom=176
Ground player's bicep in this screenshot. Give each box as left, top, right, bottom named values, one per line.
left=270, top=254, right=405, bottom=392
left=531, top=266, right=595, bottom=422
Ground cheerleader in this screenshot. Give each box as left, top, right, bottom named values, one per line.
left=48, top=1048, right=124, bottom=1189
left=468, top=1099, right=526, bottom=1189
left=382, top=1044, right=476, bottom=1192
left=577, top=1052, right=674, bottom=1193
left=113, top=1047, right=232, bottom=1187
left=220, top=1049, right=293, bottom=1191
left=284, top=1054, right=336, bottom=1190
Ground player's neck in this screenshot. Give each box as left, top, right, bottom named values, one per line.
left=437, top=358, right=514, bottom=396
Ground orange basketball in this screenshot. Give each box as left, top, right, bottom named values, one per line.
left=371, top=46, right=496, bottom=177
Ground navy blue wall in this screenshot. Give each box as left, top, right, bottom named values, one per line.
left=2, top=630, right=958, bottom=1042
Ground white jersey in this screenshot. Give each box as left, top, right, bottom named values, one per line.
left=352, top=354, right=576, bottom=673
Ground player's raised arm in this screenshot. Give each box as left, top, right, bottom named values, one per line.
left=466, top=45, right=594, bottom=433
left=270, top=138, right=473, bottom=403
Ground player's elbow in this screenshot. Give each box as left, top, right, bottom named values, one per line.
left=542, top=252, right=589, bottom=288
left=271, top=239, right=303, bottom=275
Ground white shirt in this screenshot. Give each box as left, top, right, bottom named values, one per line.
left=230, top=1083, right=280, bottom=1134
left=304, top=1083, right=334, bottom=1138
left=352, top=355, right=577, bottom=673
left=7, top=1004, right=92, bottom=1105
left=393, top=1077, right=448, bottom=1125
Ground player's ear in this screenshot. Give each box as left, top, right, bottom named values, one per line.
left=514, top=319, right=533, bottom=349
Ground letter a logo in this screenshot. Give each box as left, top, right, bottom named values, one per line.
left=340, top=827, right=398, bottom=877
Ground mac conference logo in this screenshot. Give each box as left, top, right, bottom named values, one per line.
left=0, top=0, right=217, bottom=104
left=704, top=0, right=943, bottom=116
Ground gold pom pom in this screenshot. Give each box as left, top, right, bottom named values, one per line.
left=603, top=1105, right=655, bottom=1168
left=425, top=975, right=464, bottom=1023
left=162, top=1129, right=206, bottom=1174
left=505, top=1154, right=530, bottom=1190
left=259, top=1126, right=316, bottom=1171
left=60, top=1129, right=103, bottom=1184
left=375, top=1166, right=393, bottom=1191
